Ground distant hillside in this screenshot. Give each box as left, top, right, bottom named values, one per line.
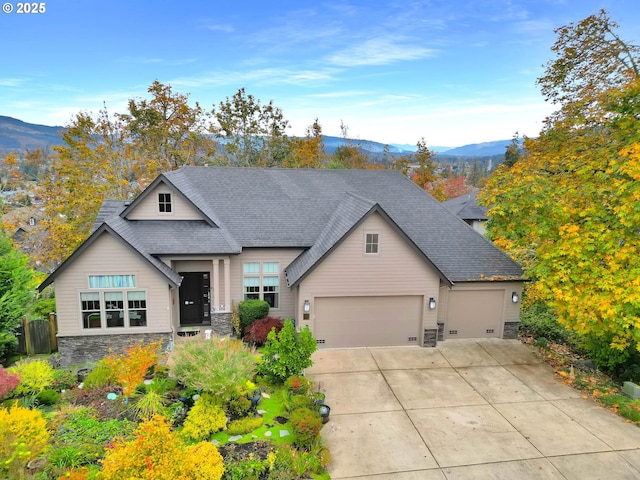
left=438, top=139, right=511, bottom=157
left=0, top=115, right=511, bottom=160
left=0, top=116, right=64, bottom=153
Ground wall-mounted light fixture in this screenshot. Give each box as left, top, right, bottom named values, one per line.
left=512, top=292, right=519, bottom=303
left=303, top=300, right=311, bottom=313
left=429, top=297, right=436, bottom=310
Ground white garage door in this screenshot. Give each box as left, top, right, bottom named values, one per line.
left=446, top=290, right=504, bottom=339
left=314, top=296, right=423, bottom=348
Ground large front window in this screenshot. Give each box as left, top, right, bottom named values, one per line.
left=243, top=262, right=280, bottom=308
left=80, top=289, right=147, bottom=329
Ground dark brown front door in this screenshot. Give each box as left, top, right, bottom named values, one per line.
left=179, top=272, right=210, bottom=325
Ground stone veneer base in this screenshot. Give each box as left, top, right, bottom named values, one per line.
left=57, top=333, right=171, bottom=367
left=503, top=321, right=519, bottom=340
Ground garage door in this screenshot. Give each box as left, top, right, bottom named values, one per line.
left=314, top=296, right=422, bottom=348
left=446, top=290, right=504, bottom=339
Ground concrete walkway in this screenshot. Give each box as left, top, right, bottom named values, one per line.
left=306, top=339, right=640, bottom=479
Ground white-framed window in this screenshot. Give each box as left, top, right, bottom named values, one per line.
left=81, top=277, right=147, bottom=328
left=242, top=262, right=280, bottom=308
left=158, top=192, right=172, bottom=213
left=365, top=233, right=379, bottom=254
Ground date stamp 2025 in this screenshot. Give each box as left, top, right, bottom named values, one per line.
left=2, top=2, right=46, bottom=14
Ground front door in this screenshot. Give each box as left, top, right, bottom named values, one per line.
left=179, top=272, right=211, bottom=325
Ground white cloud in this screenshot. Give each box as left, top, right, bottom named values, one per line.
left=327, top=36, right=436, bottom=67
left=0, top=78, right=27, bottom=87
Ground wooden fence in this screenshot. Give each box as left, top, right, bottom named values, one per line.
left=16, top=314, right=58, bottom=355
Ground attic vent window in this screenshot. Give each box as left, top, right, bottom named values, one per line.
left=158, top=193, right=172, bottom=213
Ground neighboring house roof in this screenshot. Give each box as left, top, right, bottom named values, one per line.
left=442, top=191, right=488, bottom=221
left=40, top=167, right=523, bottom=291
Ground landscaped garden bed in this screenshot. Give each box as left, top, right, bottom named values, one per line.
left=0, top=317, right=330, bottom=479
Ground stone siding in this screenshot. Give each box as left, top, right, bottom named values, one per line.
left=57, top=333, right=171, bottom=366
left=423, top=328, right=438, bottom=347
left=503, top=321, right=519, bottom=340
left=437, top=323, right=444, bottom=342
left=211, top=312, right=233, bottom=337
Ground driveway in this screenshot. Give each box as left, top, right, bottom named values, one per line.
left=306, top=339, right=640, bottom=479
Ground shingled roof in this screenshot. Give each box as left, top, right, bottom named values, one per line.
left=442, top=191, right=488, bottom=222
left=40, top=166, right=523, bottom=291
left=160, top=167, right=522, bottom=283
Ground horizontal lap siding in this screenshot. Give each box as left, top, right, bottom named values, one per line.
left=55, top=232, right=172, bottom=336
left=229, top=248, right=304, bottom=319
left=298, top=212, right=441, bottom=332
left=126, top=185, right=203, bottom=220
left=448, top=281, right=522, bottom=324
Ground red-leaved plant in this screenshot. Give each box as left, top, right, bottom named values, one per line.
left=243, top=316, right=284, bottom=346
left=0, top=367, right=20, bottom=399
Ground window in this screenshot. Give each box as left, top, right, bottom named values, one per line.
left=105, top=292, right=124, bottom=328
left=81, top=292, right=101, bottom=329
left=263, top=276, right=279, bottom=308
left=158, top=193, right=172, bottom=213
left=242, top=262, right=280, bottom=308
left=80, top=288, right=147, bottom=329
left=243, top=277, right=260, bottom=300
left=365, top=233, right=379, bottom=254
left=128, top=291, right=147, bottom=327
left=89, top=275, right=135, bottom=289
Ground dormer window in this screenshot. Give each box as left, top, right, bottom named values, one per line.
left=158, top=193, right=172, bottom=213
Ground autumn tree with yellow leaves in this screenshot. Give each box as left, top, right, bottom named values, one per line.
left=480, top=10, right=640, bottom=369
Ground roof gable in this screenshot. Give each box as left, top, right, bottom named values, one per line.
left=285, top=193, right=450, bottom=287
left=38, top=218, right=182, bottom=292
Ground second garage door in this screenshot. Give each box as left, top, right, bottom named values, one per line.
left=314, top=295, right=423, bottom=348
left=445, top=290, right=504, bottom=339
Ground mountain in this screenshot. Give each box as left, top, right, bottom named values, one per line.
left=438, top=139, right=512, bottom=157
left=0, top=116, right=64, bottom=153
left=0, top=115, right=510, bottom=159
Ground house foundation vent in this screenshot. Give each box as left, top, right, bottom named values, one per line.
left=486, top=329, right=495, bottom=334
left=408, top=336, right=417, bottom=342
left=449, top=330, right=458, bottom=335
left=316, top=339, right=326, bottom=345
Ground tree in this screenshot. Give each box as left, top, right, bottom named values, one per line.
left=426, top=175, right=472, bottom=201
left=538, top=9, right=639, bottom=126
left=0, top=229, right=35, bottom=364
left=286, top=118, right=326, bottom=168
left=123, top=80, right=216, bottom=178
left=480, top=10, right=640, bottom=365
left=411, top=138, right=437, bottom=187
left=503, top=132, right=522, bottom=169
left=211, top=87, right=290, bottom=167
left=329, top=121, right=377, bottom=169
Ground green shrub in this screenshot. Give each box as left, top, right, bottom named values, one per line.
left=170, top=335, right=256, bottom=398
left=82, top=362, right=113, bottom=390
left=8, top=358, right=54, bottom=395
left=290, top=407, right=322, bottom=449
left=223, top=456, right=268, bottom=480
left=268, top=444, right=328, bottom=478
left=226, top=416, right=264, bottom=435
left=51, top=368, right=77, bottom=391
left=238, top=299, right=270, bottom=334
left=227, top=394, right=252, bottom=419
left=181, top=393, right=227, bottom=441
left=36, top=388, right=59, bottom=405
left=257, top=319, right=317, bottom=383
left=519, top=302, right=574, bottom=344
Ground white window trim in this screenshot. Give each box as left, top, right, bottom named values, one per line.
left=242, top=261, right=281, bottom=309
left=158, top=192, right=174, bottom=215
left=88, top=274, right=136, bottom=289
left=79, top=289, right=149, bottom=330
left=364, top=232, right=380, bottom=255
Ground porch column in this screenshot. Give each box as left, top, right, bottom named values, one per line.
left=224, top=258, right=231, bottom=311
left=212, top=259, right=220, bottom=313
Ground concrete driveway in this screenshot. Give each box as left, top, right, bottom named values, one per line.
left=306, top=339, right=640, bottom=479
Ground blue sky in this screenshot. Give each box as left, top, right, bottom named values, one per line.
left=2, top=1, right=639, bottom=147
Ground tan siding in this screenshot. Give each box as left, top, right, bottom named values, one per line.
left=229, top=249, right=304, bottom=319
left=126, top=184, right=203, bottom=220
left=55, top=232, right=172, bottom=337
left=298, top=212, right=441, bottom=340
